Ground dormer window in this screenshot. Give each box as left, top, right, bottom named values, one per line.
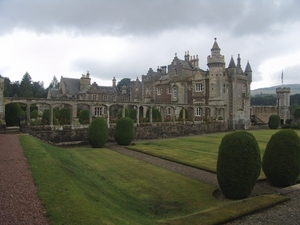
left=92, top=94, right=97, bottom=100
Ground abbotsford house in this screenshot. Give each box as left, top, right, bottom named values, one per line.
left=47, top=38, right=253, bottom=130
left=0, top=38, right=290, bottom=141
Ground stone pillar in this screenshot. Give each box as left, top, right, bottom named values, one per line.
left=122, top=105, right=126, bottom=117
left=182, top=107, right=186, bottom=124
left=161, top=107, right=164, bottom=123
left=172, top=107, right=176, bottom=124
left=26, top=104, right=30, bottom=126
left=50, top=106, right=53, bottom=126
left=106, top=105, right=110, bottom=128
left=89, top=106, right=93, bottom=124
left=136, top=105, right=139, bottom=125
left=149, top=106, right=153, bottom=124
left=69, top=107, right=73, bottom=126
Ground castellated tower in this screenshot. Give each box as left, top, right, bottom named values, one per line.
left=276, top=87, right=290, bottom=124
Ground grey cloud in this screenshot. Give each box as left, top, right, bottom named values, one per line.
left=0, top=0, right=298, bottom=37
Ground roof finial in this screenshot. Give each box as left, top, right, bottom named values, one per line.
left=214, top=37, right=217, bottom=41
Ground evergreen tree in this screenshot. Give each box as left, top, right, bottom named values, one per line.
left=20, top=72, right=33, bottom=97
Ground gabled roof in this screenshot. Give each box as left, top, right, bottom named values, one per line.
left=48, top=88, right=58, bottom=98
left=62, top=77, right=80, bottom=95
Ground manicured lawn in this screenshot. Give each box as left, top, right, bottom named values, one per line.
left=20, top=132, right=289, bottom=224
left=128, top=129, right=300, bottom=177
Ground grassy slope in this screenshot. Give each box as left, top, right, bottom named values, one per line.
left=20, top=135, right=225, bottom=225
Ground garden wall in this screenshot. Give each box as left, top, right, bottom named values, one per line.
left=25, top=122, right=228, bottom=146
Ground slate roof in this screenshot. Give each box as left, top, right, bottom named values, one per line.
left=62, top=78, right=80, bottom=95
left=98, top=86, right=119, bottom=94
left=245, top=61, right=252, bottom=72
left=49, top=88, right=59, bottom=98
left=228, top=56, right=237, bottom=68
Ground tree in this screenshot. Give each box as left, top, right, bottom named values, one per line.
left=117, top=78, right=131, bottom=93
left=10, top=81, right=20, bottom=97
left=3, top=77, right=11, bottom=97
left=33, top=81, right=47, bottom=98
left=5, top=103, right=24, bottom=126
left=293, top=108, right=300, bottom=121
left=19, top=72, right=33, bottom=97
left=49, top=75, right=59, bottom=89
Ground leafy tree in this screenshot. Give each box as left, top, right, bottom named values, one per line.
left=250, top=95, right=276, bottom=106
left=117, top=78, right=131, bottom=93
left=262, top=129, right=300, bottom=187
left=293, top=108, right=300, bottom=121
left=33, top=81, right=47, bottom=98
left=3, top=77, right=11, bottom=97
left=87, top=117, right=108, bottom=148
left=20, top=72, right=33, bottom=97
left=290, top=94, right=300, bottom=107
left=217, top=131, right=261, bottom=199
left=10, top=81, right=20, bottom=97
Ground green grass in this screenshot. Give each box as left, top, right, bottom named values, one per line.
left=128, top=129, right=300, bottom=177
left=20, top=132, right=290, bottom=224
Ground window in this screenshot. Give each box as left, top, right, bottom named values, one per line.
left=195, top=83, right=202, bottom=92
left=196, top=107, right=202, bottom=116
left=211, top=83, right=214, bottom=91
left=135, top=87, right=139, bottom=92
left=92, top=94, right=97, bottom=100
left=94, top=107, right=102, bottom=116
left=112, top=95, right=116, bottom=101
left=123, top=96, right=128, bottom=102
left=103, top=95, right=108, bottom=101
left=173, top=86, right=178, bottom=98
left=167, top=87, right=171, bottom=94
left=157, top=88, right=162, bottom=95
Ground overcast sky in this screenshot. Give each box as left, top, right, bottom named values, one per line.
left=0, top=0, right=299, bottom=90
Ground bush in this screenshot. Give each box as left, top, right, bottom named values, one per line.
left=58, top=108, right=71, bottom=125
left=42, top=109, right=58, bottom=125
left=117, top=108, right=129, bottom=118
left=87, top=117, right=108, bottom=148
left=268, top=114, right=280, bottom=129
left=217, top=131, right=261, bottom=199
left=262, top=129, right=300, bottom=187
left=79, top=110, right=90, bottom=124
left=5, top=103, right=23, bottom=126
left=179, top=108, right=189, bottom=119
left=129, top=108, right=137, bottom=121
left=114, top=117, right=134, bottom=145
left=146, top=107, right=161, bottom=121
left=30, top=110, right=38, bottom=119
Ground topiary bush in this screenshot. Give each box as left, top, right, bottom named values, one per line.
left=114, top=117, right=134, bottom=145
left=58, top=108, right=71, bottom=125
left=262, top=129, right=300, bottom=187
left=179, top=108, right=189, bottom=119
left=79, top=109, right=90, bottom=124
left=30, top=110, right=38, bottom=119
left=217, top=131, right=261, bottom=199
left=87, top=117, right=108, bottom=148
left=146, top=107, right=161, bottom=121
left=268, top=114, right=280, bottom=129
left=117, top=108, right=129, bottom=118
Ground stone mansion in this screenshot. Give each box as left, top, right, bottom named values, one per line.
left=48, top=38, right=253, bottom=129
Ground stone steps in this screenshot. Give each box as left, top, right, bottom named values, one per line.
left=4, top=126, right=20, bottom=134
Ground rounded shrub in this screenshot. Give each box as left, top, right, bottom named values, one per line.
left=262, top=129, right=300, bottom=187
left=58, top=108, right=71, bottom=125
left=87, top=117, right=108, bottom=148
left=114, top=117, right=134, bottom=145
left=217, top=131, right=261, bottom=199
left=129, top=108, right=137, bottom=121
left=117, top=108, right=129, bottom=118
left=30, top=110, right=38, bottom=119
left=268, top=114, right=280, bottom=129
left=79, top=109, right=90, bottom=124
left=179, top=108, right=189, bottom=119
left=146, top=107, right=161, bottom=121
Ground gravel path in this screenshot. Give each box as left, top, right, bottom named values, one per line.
left=1, top=134, right=300, bottom=224
left=0, top=134, right=49, bottom=225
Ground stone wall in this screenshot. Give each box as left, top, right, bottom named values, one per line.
left=251, top=106, right=277, bottom=123
left=25, top=122, right=228, bottom=146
